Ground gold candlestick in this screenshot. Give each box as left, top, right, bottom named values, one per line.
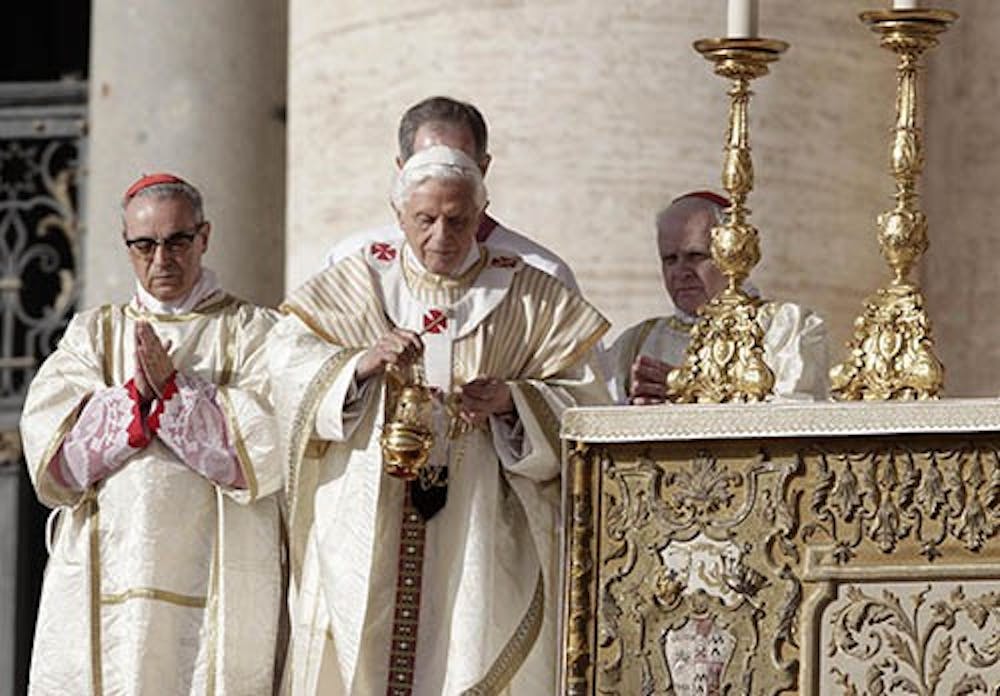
left=830, top=9, right=957, bottom=401
left=666, top=37, right=788, bottom=403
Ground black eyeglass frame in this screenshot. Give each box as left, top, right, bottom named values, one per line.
left=124, top=222, right=207, bottom=256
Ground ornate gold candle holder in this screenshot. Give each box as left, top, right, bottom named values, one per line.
left=666, top=38, right=788, bottom=403
left=830, top=9, right=957, bottom=401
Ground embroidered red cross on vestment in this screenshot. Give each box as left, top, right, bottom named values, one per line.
left=490, top=255, right=517, bottom=268
left=423, top=309, right=447, bottom=334
left=371, top=242, right=397, bottom=262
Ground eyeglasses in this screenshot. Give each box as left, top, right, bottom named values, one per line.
left=124, top=223, right=206, bottom=258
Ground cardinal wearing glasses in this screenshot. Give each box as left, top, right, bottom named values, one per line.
left=19, top=173, right=284, bottom=694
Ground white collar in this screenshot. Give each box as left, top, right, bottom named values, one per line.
left=673, top=308, right=699, bottom=326
left=404, top=243, right=482, bottom=278
left=134, top=268, right=223, bottom=315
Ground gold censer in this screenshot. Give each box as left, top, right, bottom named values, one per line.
left=381, top=367, right=435, bottom=480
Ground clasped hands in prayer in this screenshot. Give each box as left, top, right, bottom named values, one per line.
left=134, top=321, right=175, bottom=404
left=628, top=354, right=676, bottom=405
left=357, top=328, right=513, bottom=425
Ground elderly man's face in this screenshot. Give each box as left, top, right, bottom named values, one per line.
left=123, top=194, right=208, bottom=303
left=658, top=208, right=727, bottom=315
left=397, top=177, right=482, bottom=275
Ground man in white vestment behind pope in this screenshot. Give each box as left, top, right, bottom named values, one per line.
left=608, top=191, right=829, bottom=404
left=271, top=146, right=609, bottom=694
left=20, top=173, right=285, bottom=694
left=324, top=95, right=579, bottom=291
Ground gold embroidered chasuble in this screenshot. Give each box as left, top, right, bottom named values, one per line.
left=272, top=242, right=609, bottom=695
left=20, top=295, right=284, bottom=695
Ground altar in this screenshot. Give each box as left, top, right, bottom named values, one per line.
left=559, top=400, right=1000, bottom=695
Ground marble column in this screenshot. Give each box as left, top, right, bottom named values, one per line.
left=287, top=0, right=892, bottom=355
left=85, top=1, right=288, bottom=308
left=922, top=0, right=998, bottom=396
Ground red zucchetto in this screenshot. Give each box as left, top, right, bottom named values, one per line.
left=672, top=190, right=731, bottom=209
left=122, top=172, right=189, bottom=205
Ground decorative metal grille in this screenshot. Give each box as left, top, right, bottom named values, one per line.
left=0, top=82, right=86, bottom=435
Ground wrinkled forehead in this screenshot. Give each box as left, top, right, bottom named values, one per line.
left=657, top=208, right=714, bottom=253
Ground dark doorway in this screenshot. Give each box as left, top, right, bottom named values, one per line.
left=1, top=2, right=90, bottom=82
left=1, top=4, right=90, bottom=695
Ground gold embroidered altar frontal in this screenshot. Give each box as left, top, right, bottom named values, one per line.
left=559, top=400, right=1000, bottom=696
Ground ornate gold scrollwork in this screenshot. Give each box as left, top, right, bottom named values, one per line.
left=828, top=584, right=1000, bottom=695
left=567, top=427, right=1000, bottom=694
left=595, top=447, right=800, bottom=693
left=802, top=442, right=1000, bottom=563
left=830, top=10, right=957, bottom=401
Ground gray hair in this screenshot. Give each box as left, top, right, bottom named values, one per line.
left=121, top=181, right=205, bottom=225
left=655, top=194, right=726, bottom=235
left=391, top=145, right=487, bottom=210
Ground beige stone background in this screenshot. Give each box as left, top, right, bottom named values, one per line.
left=285, top=0, right=969, bottom=394
left=82, top=0, right=992, bottom=395
left=84, top=0, right=288, bottom=308
left=923, top=1, right=999, bottom=397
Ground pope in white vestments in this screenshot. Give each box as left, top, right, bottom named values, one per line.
left=271, top=147, right=609, bottom=695
left=608, top=192, right=829, bottom=403
left=20, top=174, right=284, bottom=695
left=323, top=95, right=578, bottom=292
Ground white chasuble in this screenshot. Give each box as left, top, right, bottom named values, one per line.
left=607, top=302, right=830, bottom=403
left=20, top=295, right=284, bottom=695
left=272, top=242, right=609, bottom=695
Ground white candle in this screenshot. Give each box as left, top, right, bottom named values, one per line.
left=893, top=0, right=918, bottom=9
left=727, top=0, right=759, bottom=38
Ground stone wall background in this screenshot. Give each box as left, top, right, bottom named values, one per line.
left=80, top=0, right=987, bottom=394
left=84, top=0, right=288, bottom=308
left=286, top=0, right=924, bottom=379
left=923, top=0, right=999, bottom=397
